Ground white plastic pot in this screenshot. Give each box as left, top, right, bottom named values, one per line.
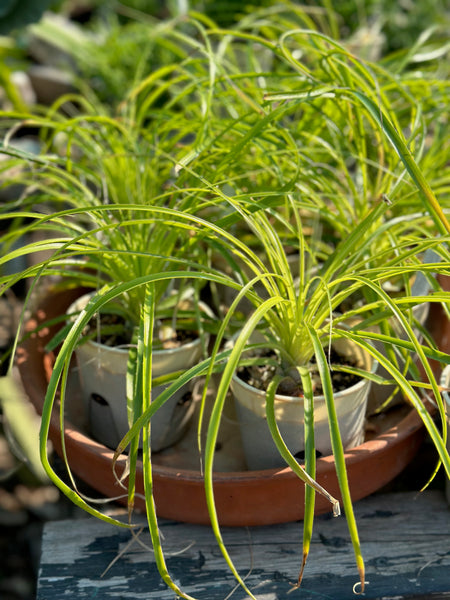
left=368, top=251, right=438, bottom=410
left=440, top=365, right=450, bottom=505
left=230, top=337, right=376, bottom=470
left=68, top=294, right=208, bottom=452
left=367, top=300, right=430, bottom=413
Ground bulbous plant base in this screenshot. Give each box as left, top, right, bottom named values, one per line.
left=17, top=287, right=440, bottom=527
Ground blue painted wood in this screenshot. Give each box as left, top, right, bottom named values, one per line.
left=37, top=491, right=450, bottom=599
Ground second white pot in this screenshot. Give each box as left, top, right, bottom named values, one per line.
left=230, top=338, right=376, bottom=470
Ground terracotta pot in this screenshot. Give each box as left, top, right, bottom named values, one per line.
left=17, top=287, right=436, bottom=527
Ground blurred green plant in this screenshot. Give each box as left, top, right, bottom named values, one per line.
left=0, top=374, right=49, bottom=483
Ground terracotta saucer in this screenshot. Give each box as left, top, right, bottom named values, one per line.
left=17, top=287, right=432, bottom=526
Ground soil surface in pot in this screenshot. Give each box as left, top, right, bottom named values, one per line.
left=237, top=347, right=362, bottom=396
left=81, top=310, right=198, bottom=349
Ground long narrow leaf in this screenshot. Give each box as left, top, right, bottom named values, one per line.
left=308, top=326, right=366, bottom=593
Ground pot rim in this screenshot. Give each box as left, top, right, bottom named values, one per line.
left=34, top=387, right=424, bottom=480
left=67, top=291, right=210, bottom=358
left=231, top=364, right=374, bottom=404
left=230, top=334, right=378, bottom=404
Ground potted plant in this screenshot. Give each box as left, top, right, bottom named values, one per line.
left=1, top=4, right=449, bottom=599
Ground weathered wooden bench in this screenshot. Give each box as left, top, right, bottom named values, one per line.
left=36, top=490, right=450, bottom=599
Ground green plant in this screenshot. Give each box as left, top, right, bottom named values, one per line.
left=0, top=4, right=449, bottom=599
left=0, top=37, right=32, bottom=111
left=303, top=0, right=449, bottom=54
left=29, top=12, right=177, bottom=106
left=201, top=203, right=449, bottom=590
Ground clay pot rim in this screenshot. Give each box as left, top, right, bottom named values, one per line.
left=60, top=406, right=422, bottom=482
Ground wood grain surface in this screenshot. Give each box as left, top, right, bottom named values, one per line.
left=37, top=490, right=450, bottom=599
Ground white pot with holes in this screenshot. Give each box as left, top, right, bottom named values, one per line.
left=230, top=336, right=377, bottom=471
left=67, top=293, right=209, bottom=452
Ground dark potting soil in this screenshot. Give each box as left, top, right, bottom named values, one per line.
left=236, top=348, right=361, bottom=397
left=84, top=311, right=197, bottom=349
